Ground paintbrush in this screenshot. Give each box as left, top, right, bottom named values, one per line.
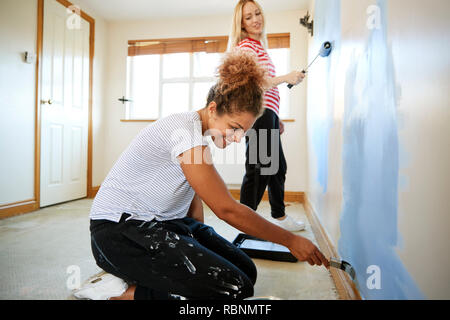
left=329, top=257, right=356, bottom=280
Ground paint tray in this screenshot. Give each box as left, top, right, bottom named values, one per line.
left=232, top=233, right=297, bottom=263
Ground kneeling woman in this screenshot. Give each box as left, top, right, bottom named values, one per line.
left=80, top=49, right=329, bottom=300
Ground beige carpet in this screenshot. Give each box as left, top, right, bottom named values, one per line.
left=0, top=198, right=338, bottom=300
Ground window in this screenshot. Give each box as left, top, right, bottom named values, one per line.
left=125, top=34, right=290, bottom=120
left=267, top=48, right=290, bottom=118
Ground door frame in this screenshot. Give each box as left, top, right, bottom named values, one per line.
left=35, top=0, right=95, bottom=206
left=0, top=0, right=95, bottom=218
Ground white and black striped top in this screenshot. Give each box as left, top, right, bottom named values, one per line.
left=90, top=111, right=209, bottom=223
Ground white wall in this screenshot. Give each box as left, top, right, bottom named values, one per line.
left=0, top=0, right=38, bottom=205
left=0, top=0, right=107, bottom=207
left=99, top=10, right=310, bottom=192
left=388, top=0, right=450, bottom=300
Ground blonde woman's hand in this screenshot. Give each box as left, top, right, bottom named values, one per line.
left=284, top=70, right=305, bottom=86
left=279, top=120, right=285, bottom=135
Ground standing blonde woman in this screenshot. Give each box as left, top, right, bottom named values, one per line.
left=229, top=0, right=306, bottom=231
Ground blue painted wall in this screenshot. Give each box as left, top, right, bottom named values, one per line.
left=308, top=0, right=425, bottom=299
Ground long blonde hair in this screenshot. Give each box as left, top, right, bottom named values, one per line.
left=227, top=0, right=268, bottom=50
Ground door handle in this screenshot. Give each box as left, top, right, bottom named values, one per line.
left=41, top=99, right=53, bottom=105
left=118, top=96, right=132, bottom=104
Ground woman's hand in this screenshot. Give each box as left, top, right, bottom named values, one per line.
left=288, top=235, right=330, bottom=268
left=266, top=71, right=306, bottom=89
left=284, top=70, right=305, bottom=86
left=279, top=120, right=285, bottom=135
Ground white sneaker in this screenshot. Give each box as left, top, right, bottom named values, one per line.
left=73, top=272, right=128, bottom=300
left=273, top=215, right=305, bottom=232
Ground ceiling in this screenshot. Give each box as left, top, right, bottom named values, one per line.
left=79, top=0, right=311, bottom=21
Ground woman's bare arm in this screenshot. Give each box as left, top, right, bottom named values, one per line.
left=178, top=145, right=329, bottom=268
left=187, top=193, right=204, bottom=223
left=265, top=71, right=305, bottom=89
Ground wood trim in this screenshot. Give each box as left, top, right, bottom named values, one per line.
left=87, top=187, right=304, bottom=204
left=1, top=0, right=98, bottom=219
left=0, top=200, right=40, bottom=220
left=4, top=0, right=45, bottom=219
left=120, top=119, right=158, bottom=123
left=120, top=119, right=295, bottom=123
left=128, top=33, right=290, bottom=46
left=87, top=186, right=99, bottom=198
left=128, top=35, right=228, bottom=46
left=87, top=15, right=95, bottom=203
left=228, top=189, right=240, bottom=200
left=0, top=199, right=35, bottom=209
left=283, top=191, right=304, bottom=203
left=267, top=33, right=290, bottom=49
left=303, top=195, right=362, bottom=300
left=128, top=33, right=290, bottom=56
left=34, top=0, right=44, bottom=208
left=56, top=0, right=95, bottom=24
left=229, top=189, right=304, bottom=203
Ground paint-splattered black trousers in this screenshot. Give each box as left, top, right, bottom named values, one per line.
left=90, top=214, right=257, bottom=300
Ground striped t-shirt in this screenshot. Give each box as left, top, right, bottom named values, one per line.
left=90, top=111, right=209, bottom=223
left=237, top=37, right=280, bottom=116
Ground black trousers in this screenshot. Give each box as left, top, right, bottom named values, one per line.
left=90, top=214, right=257, bottom=300
left=240, top=108, right=287, bottom=219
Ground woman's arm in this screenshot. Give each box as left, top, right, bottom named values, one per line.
left=178, top=145, right=329, bottom=268
left=187, top=193, right=204, bottom=223
left=238, top=45, right=304, bottom=90
left=265, top=71, right=306, bottom=90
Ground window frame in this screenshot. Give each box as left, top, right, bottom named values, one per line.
left=124, top=34, right=291, bottom=121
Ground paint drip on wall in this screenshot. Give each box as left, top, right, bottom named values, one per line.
left=337, top=0, right=423, bottom=299
left=307, top=0, right=341, bottom=198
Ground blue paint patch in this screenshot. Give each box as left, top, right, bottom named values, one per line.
left=337, top=0, right=423, bottom=299
left=311, top=120, right=330, bottom=193
left=308, top=0, right=341, bottom=193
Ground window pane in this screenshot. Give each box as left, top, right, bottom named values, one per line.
left=162, top=53, right=190, bottom=78
left=278, top=83, right=289, bottom=119
left=193, top=52, right=221, bottom=78
left=268, top=48, right=290, bottom=117
left=192, top=81, right=215, bottom=109
left=127, top=55, right=160, bottom=119
left=268, top=48, right=288, bottom=75
left=161, top=83, right=189, bottom=117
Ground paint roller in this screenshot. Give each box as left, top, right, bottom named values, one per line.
left=329, top=257, right=356, bottom=280
left=287, top=41, right=333, bottom=89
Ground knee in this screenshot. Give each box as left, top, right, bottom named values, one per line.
left=224, top=272, right=255, bottom=300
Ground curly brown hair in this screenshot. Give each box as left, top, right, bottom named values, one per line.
left=207, top=48, right=267, bottom=117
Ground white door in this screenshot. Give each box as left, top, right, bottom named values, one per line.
left=40, top=0, right=89, bottom=207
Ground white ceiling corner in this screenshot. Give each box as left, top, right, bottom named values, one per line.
left=76, top=0, right=311, bottom=21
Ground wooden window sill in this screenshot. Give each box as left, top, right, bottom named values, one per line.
left=120, top=119, right=158, bottom=122
left=120, top=119, right=296, bottom=123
